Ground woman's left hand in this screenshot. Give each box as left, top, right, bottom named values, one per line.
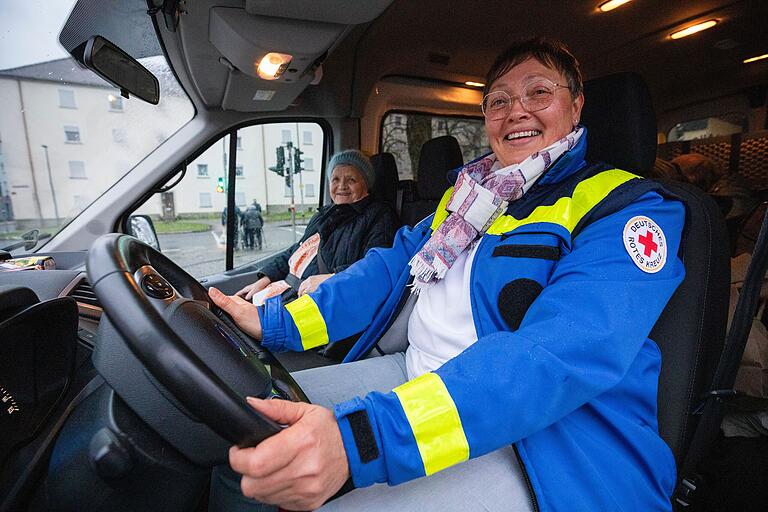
left=298, top=273, right=334, bottom=296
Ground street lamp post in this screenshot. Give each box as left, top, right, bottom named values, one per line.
left=41, top=145, right=60, bottom=225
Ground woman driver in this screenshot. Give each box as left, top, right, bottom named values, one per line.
left=209, top=38, right=685, bottom=511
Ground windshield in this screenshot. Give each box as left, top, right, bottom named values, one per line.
left=0, top=0, right=193, bottom=254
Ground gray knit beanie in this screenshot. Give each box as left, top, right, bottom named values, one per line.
left=328, top=149, right=375, bottom=190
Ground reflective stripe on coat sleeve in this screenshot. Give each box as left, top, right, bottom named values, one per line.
left=284, top=295, right=329, bottom=350
left=393, top=372, right=470, bottom=475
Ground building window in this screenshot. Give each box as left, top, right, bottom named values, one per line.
left=305, top=183, right=315, bottom=197
left=235, top=192, right=246, bottom=207
left=281, top=129, right=292, bottom=143
left=304, top=157, right=314, bottom=170
left=197, top=164, right=209, bottom=178
left=303, top=131, right=313, bottom=145
left=68, top=160, right=86, bottom=179
left=112, top=128, right=126, bottom=143
left=199, top=192, right=212, bottom=208
left=58, top=89, right=76, bottom=109
left=64, top=125, right=81, bottom=143
left=108, top=94, right=124, bottom=112
left=236, top=136, right=243, bottom=149
left=235, top=165, right=244, bottom=177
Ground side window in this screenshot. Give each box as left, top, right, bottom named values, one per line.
left=232, top=122, right=324, bottom=269
left=133, top=134, right=232, bottom=278
left=131, top=123, right=325, bottom=278
left=667, top=114, right=747, bottom=142
left=380, top=112, right=489, bottom=179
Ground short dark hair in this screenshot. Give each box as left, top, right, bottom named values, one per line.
left=483, top=38, right=583, bottom=99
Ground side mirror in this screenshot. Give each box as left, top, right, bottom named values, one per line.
left=21, top=229, right=40, bottom=251
left=82, top=35, right=160, bottom=105
left=129, top=215, right=161, bottom=251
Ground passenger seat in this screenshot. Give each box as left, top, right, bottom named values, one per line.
left=370, top=152, right=400, bottom=220
left=400, top=135, right=464, bottom=226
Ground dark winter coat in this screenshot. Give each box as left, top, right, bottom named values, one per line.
left=258, top=195, right=399, bottom=282
left=242, top=206, right=264, bottom=230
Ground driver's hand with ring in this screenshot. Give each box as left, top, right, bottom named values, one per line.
left=208, top=287, right=350, bottom=510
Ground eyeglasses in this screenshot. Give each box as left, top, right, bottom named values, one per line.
left=481, top=79, right=570, bottom=120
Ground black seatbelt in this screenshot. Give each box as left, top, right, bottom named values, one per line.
left=674, top=208, right=768, bottom=507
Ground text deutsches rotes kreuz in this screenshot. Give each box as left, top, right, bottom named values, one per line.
left=623, top=216, right=667, bottom=273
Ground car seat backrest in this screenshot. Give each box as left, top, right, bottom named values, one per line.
left=400, top=135, right=463, bottom=226
left=650, top=179, right=730, bottom=463
left=582, top=72, right=730, bottom=466
left=582, top=72, right=657, bottom=176
left=370, top=152, right=400, bottom=216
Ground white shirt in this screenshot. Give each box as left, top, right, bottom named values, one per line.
left=405, top=242, right=480, bottom=379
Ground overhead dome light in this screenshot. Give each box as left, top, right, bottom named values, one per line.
left=598, top=0, right=633, bottom=12
left=464, top=81, right=485, bottom=87
left=670, top=20, right=718, bottom=40
left=257, top=52, right=293, bottom=80
left=743, top=53, right=768, bottom=64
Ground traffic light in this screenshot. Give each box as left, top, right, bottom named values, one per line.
left=268, top=146, right=285, bottom=176
left=284, top=174, right=291, bottom=188
left=216, top=176, right=225, bottom=193
left=294, top=148, right=303, bottom=174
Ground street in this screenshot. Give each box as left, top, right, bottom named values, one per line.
left=157, top=221, right=307, bottom=278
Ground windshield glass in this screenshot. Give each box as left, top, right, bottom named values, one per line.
left=0, top=0, right=194, bottom=254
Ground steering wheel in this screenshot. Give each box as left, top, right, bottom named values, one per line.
left=86, top=233, right=308, bottom=448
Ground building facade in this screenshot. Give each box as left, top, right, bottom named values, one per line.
left=0, top=58, right=325, bottom=229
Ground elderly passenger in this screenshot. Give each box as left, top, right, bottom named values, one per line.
left=210, top=38, right=685, bottom=511
left=237, top=150, right=399, bottom=303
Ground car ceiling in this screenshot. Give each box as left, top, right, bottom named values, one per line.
left=162, top=0, right=767, bottom=118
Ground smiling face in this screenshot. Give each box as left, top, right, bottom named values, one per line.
left=329, top=164, right=369, bottom=204
left=485, top=58, right=584, bottom=167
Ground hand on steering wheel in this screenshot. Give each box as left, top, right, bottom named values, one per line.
left=87, top=234, right=308, bottom=449
left=209, top=287, right=263, bottom=339
left=231, top=397, right=350, bottom=511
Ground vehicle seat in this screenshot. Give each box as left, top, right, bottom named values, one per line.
left=399, top=135, right=463, bottom=226
left=396, top=179, right=418, bottom=218
left=370, top=152, right=400, bottom=220
left=582, top=73, right=731, bottom=476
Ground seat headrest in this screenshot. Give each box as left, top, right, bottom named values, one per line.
left=582, top=72, right=657, bottom=176
left=417, top=135, right=464, bottom=200
left=370, top=152, right=399, bottom=204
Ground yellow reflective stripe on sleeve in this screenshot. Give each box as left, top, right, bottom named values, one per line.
left=430, top=187, right=454, bottom=232
left=487, top=169, right=638, bottom=235
left=284, top=295, right=329, bottom=350
left=393, top=372, right=469, bottom=476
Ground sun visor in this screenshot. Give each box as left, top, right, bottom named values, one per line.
left=244, top=0, right=393, bottom=25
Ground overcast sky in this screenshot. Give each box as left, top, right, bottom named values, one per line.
left=0, top=1, right=75, bottom=70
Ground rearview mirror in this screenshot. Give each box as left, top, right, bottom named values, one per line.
left=83, top=35, right=160, bottom=105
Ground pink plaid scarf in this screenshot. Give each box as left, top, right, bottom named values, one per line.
left=408, top=126, right=584, bottom=292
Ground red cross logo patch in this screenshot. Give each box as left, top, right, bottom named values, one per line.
left=623, top=216, right=667, bottom=273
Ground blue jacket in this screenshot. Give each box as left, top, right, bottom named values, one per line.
left=259, top=136, right=685, bottom=511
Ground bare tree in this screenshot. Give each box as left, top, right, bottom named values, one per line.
left=381, top=114, right=411, bottom=178
left=406, top=115, right=433, bottom=175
